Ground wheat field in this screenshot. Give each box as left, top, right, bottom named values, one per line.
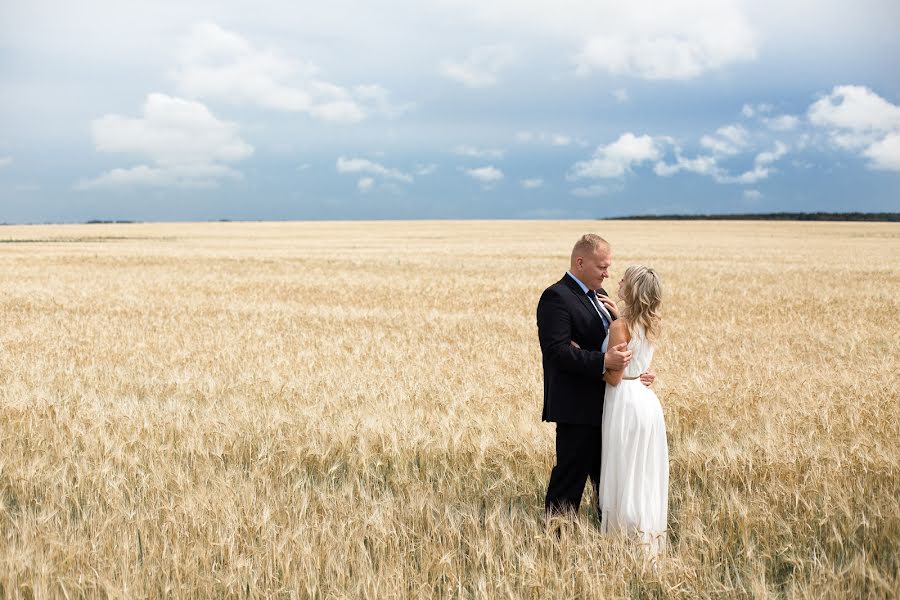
left=0, top=220, right=897, bottom=599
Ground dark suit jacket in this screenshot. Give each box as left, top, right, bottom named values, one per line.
left=537, top=273, right=611, bottom=426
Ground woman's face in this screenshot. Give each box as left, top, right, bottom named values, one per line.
left=617, top=276, right=627, bottom=302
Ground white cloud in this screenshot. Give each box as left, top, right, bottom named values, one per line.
left=571, top=184, right=619, bottom=197
left=612, top=88, right=629, bottom=103
left=453, top=145, right=505, bottom=159
left=441, top=44, right=516, bottom=88
left=655, top=137, right=788, bottom=184
left=570, top=133, right=662, bottom=179
left=653, top=153, right=717, bottom=177
left=78, top=163, right=244, bottom=191
left=516, top=131, right=577, bottom=146
left=862, top=133, right=900, bottom=171
left=415, top=163, right=438, bottom=176
left=336, top=157, right=412, bottom=182
left=743, top=189, right=762, bottom=201
left=0, top=156, right=12, bottom=168
left=520, top=177, right=544, bottom=189
left=715, top=141, right=788, bottom=184
left=764, top=114, right=799, bottom=131
left=464, top=165, right=504, bottom=183
left=700, top=124, right=749, bottom=155
left=357, top=177, right=375, bottom=192
left=565, top=1, right=757, bottom=79
left=809, top=85, right=900, bottom=134
left=457, top=1, right=757, bottom=80
left=77, top=93, right=252, bottom=190
left=172, top=22, right=405, bottom=123
left=352, top=84, right=415, bottom=118
left=741, top=103, right=773, bottom=118
left=808, top=85, right=900, bottom=171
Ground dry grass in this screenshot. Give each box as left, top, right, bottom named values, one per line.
left=0, top=220, right=897, bottom=599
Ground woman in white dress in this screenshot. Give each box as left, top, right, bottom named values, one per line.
left=598, top=266, right=668, bottom=557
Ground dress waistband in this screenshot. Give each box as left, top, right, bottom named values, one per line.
left=621, top=375, right=640, bottom=380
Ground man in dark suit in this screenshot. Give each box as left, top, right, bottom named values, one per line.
left=537, top=233, right=632, bottom=517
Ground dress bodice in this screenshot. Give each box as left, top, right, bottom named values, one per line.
left=622, top=324, right=654, bottom=378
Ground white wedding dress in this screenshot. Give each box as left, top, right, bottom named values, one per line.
left=598, top=324, right=668, bottom=556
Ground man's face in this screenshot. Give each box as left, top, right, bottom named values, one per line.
left=577, top=248, right=612, bottom=291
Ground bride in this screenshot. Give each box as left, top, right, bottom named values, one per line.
left=598, top=266, right=668, bottom=556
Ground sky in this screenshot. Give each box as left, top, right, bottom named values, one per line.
left=1, top=0, right=899, bottom=222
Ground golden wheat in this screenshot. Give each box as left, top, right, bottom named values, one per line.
left=0, top=220, right=897, bottom=599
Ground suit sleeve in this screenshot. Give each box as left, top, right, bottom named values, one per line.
left=537, top=288, right=606, bottom=381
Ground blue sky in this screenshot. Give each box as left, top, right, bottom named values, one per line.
left=1, top=0, right=898, bottom=222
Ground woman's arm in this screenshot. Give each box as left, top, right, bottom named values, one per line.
left=603, top=320, right=630, bottom=386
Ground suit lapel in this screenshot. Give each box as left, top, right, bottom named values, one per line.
left=563, top=273, right=606, bottom=331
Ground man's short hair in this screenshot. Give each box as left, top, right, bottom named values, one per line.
left=571, top=234, right=609, bottom=260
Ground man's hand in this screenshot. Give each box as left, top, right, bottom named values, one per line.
left=640, top=368, right=656, bottom=388
left=603, top=342, right=632, bottom=371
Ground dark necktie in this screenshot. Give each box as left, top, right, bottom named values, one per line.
left=588, top=290, right=610, bottom=329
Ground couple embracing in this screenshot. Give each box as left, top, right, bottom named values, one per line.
left=537, top=234, right=668, bottom=554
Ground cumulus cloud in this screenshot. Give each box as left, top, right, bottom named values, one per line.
left=0, top=156, right=12, bottom=168
left=612, top=88, right=629, bottom=103
left=463, top=165, right=504, bottom=183
left=741, top=103, right=773, bottom=118
left=764, top=114, right=800, bottom=131
left=573, top=2, right=756, bottom=79
left=516, top=131, right=577, bottom=146
left=715, top=141, right=788, bottom=184
left=456, top=0, right=757, bottom=80
left=441, top=44, right=516, bottom=88
left=700, top=124, right=749, bottom=156
left=862, top=133, right=900, bottom=171
left=172, top=22, right=407, bottom=123
left=570, top=133, right=662, bottom=179
left=571, top=183, right=621, bottom=197
left=415, top=163, right=438, bottom=176
left=743, top=189, right=762, bottom=201
left=808, top=85, right=900, bottom=171
left=520, top=177, right=544, bottom=189
left=357, top=177, right=375, bottom=192
left=336, top=157, right=412, bottom=182
left=77, top=93, right=253, bottom=190
left=653, top=153, right=718, bottom=177
left=453, top=145, right=505, bottom=159
left=575, top=114, right=794, bottom=189
left=352, top=84, right=415, bottom=118
left=655, top=135, right=788, bottom=185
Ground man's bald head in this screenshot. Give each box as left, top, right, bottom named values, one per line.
left=570, top=234, right=609, bottom=265
left=570, top=234, right=612, bottom=291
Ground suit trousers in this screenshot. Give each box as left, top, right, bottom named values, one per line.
left=545, top=422, right=603, bottom=516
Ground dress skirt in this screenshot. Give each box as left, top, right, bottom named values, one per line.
left=598, top=378, right=669, bottom=555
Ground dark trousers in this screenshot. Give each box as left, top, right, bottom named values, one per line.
left=545, top=423, right=603, bottom=516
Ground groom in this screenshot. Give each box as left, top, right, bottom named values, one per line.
left=537, top=234, right=633, bottom=517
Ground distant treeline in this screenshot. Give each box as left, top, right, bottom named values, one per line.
left=606, top=212, right=899, bottom=222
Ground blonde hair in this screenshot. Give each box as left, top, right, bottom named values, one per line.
left=620, top=265, right=662, bottom=341
left=571, top=234, right=609, bottom=261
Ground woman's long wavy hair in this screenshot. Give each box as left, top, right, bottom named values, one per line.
left=619, top=265, right=662, bottom=341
